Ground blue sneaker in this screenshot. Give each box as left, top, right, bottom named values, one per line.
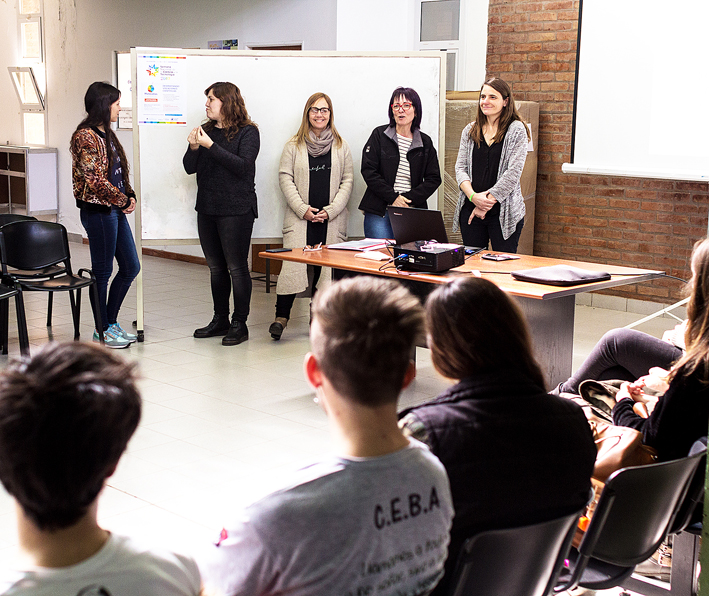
left=110, top=322, right=137, bottom=343
left=93, top=328, right=131, bottom=349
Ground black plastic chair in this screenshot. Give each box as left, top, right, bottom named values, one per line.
left=0, top=274, right=30, bottom=356
left=554, top=450, right=705, bottom=594
left=0, top=221, right=102, bottom=342
left=621, top=438, right=707, bottom=596
left=447, top=506, right=584, bottom=596
left=0, top=214, right=67, bottom=327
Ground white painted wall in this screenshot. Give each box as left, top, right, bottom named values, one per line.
left=336, top=0, right=416, bottom=51
left=458, top=0, right=489, bottom=90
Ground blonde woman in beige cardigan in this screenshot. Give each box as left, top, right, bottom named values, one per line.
left=269, top=93, right=354, bottom=340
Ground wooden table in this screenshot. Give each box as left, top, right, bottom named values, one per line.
left=259, top=247, right=663, bottom=387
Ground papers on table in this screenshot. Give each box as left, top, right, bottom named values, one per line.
left=327, top=239, right=393, bottom=251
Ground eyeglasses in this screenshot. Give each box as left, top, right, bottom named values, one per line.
left=309, top=107, right=330, bottom=115
left=391, top=102, right=413, bottom=111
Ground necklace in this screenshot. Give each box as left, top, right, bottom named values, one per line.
left=483, top=125, right=497, bottom=144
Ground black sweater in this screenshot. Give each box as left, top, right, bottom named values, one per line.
left=182, top=125, right=260, bottom=217
left=614, top=371, right=709, bottom=462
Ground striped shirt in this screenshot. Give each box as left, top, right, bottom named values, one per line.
left=393, top=134, right=412, bottom=194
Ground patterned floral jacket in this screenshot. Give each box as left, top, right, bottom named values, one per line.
left=70, top=127, right=133, bottom=212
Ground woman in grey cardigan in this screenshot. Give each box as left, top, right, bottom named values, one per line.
left=454, top=78, right=530, bottom=252
left=269, top=92, right=353, bottom=340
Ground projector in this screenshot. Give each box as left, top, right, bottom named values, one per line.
left=392, top=242, right=465, bottom=273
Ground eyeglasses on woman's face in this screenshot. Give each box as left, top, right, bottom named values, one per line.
left=391, top=102, right=413, bottom=112
left=309, top=106, right=330, bottom=115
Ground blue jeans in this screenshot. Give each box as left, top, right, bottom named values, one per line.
left=363, top=211, right=394, bottom=240
left=81, top=207, right=140, bottom=331
left=198, top=212, right=255, bottom=323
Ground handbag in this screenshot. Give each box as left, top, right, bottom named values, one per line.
left=590, top=419, right=658, bottom=482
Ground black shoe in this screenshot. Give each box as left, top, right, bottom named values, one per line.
left=194, top=314, right=230, bottom=338
left=223, top=320, right=248, bottom=346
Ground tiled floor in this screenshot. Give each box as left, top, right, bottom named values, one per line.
left=0, top=242, right=674, bottom=594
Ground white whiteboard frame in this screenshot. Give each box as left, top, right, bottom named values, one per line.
left=130, top=47, right=446, bottom=335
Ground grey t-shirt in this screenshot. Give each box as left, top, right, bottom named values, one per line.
left=200, top=439, right=453, bottom=596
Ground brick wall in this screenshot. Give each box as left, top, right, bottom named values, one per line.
left=486, top=0, right=709, bottom=303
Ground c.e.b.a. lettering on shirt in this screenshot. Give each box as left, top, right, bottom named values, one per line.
left=373, top=487, right=441, bottom=530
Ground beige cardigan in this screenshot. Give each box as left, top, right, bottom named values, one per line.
left=276, top=138, right=353, bottom=295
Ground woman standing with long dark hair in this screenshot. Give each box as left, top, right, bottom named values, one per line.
left=454, top=78, right=530, bottom=252
left=70, top=82, right=139, bottom=349
left=183, top=82, right=259, bottom=346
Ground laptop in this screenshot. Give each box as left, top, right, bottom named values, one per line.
left=387, top=206, right=449, bottom=245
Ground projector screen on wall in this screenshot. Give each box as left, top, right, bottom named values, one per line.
left=563, top=0, right=709, bottom=182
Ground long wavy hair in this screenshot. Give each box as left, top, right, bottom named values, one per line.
left=469, top=77, right=530, bottom=146
left=202, top=82, right=257, bottom=141
left=74, top=82, right=127, bottom=176
left=426, top=277, right=546, bottom=390
left=671, top=238, right=709, bottom=384
left=293, top=92, right=342, bottom=147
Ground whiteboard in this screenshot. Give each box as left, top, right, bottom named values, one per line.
left=131, top=48, right=445, bottom=243
left=565, top=0, right=709, bottom=182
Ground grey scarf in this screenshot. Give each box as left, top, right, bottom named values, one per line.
left=305, top=128, right=334, bottom=157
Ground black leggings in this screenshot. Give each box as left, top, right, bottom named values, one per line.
left=459, top=201, right=524, bottom=253
left=275, top=266, right=322, bottom=319
left=559, top=328, right=683, bottom=394
left=198, top=211, right=255, bottom=323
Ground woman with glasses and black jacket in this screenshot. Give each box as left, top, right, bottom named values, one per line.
left=359, top=87, right=441, bottom=240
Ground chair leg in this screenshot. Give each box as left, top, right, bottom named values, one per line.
left=14, top=292, right=29, bottom=357
left=0, top=299, right=8, bottom=355
left=71, top=290, right=82, bottom=340
left=89, top=282, right=103, bottom=344
left=46, top=292, right=53, bottom=327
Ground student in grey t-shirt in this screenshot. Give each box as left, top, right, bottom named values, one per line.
left=200, top=277, right=453, bottom=596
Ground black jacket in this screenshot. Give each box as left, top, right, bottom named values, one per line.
left=399, top=371, right=596, bottom=596
left=358, top=125, right=441, bottom=216
left=183, top=124, right=260, bottom=217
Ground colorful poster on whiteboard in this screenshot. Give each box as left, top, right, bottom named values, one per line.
left=136, top=53, right=187, bottom=125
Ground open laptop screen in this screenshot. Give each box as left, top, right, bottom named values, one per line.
left=387, top=206, right=449, bottom=245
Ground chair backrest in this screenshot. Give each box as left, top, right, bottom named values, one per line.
left=0, top=220, right=71, bottom=272
left=0, top=214, right=37, bottom=227
left=580, top=450, right=704, bottom=567
left=668, top=437, right=707, bottom=535
left=448, top=507, right=583, bottom=596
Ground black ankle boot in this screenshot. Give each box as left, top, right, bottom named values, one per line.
left=194, top=314, right=230, bottom=338
left=223, top=320, right=248, bottom=346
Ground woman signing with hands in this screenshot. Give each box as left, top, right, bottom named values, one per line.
left=183, top=82, right=259, bottom=347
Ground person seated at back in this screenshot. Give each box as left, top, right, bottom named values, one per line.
left=0, top=342, right=201, bottom=596
left=399, top=278, right=597, bottom=596
left=199, top=276, right=454, bottom=596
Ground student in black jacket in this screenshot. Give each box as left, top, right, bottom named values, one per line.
left=359, top=87, right=441, bottom=239
left=400, top=277, right=596, bottom=596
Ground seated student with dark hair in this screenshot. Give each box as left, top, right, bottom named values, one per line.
left=0, top=342, right=201, bottom=596
left=200, top=276, right=454, bottom=596
left=399, top=277, right=597, bottom=596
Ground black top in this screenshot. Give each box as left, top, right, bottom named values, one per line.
left=93, top=127, right=125, bottom=196
left=307, top=151, right=331, bottom=211
left=182, top=125, right=260, bottom=217
left=614, top=368, right=709, bottom=462
left=472, top=138, right=503, bottom=193
left=306, top=151, right=331, bottom=246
